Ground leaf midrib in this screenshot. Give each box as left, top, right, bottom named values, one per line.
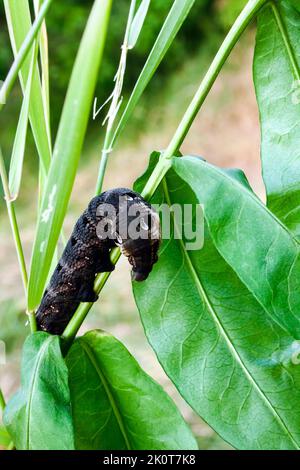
left=162, top=178, right=300, bottom=449
left=79, top=339, right=131, bottom=450
left=26, top=336, right=52, bottom=450
left=270, top=1, right=300, bottom=82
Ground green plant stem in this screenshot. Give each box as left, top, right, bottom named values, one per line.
left=62, top=0, right=267, bottom=343
left=95, top=129, right=114, bottom=195
left=95, top=0, right=137, bottom=195
left=0, top=147, right=36, bottom=332
left=141, top=0, right=267, bottom=199
left=0, top=0, right=53, bottom=110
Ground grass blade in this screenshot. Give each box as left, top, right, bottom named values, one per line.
left=111, top=0, right=196, bottom=147
left=33, top=0, right=51, bottom=203
left=28, top=0, right=113, bottom=311
left=8, top=43, right=38, bottom=200
left=3, top=0, right=52, bottom=176
left=33, top=0, right=51, bottom=140
left=128, top=0, right=151, bottom=49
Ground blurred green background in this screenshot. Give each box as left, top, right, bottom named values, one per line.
left=0, top=0, right=246, bottom=152
left=0, top=0, right=262, bottom=450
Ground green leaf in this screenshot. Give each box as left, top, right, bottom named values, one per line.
left=0, top=424, right=11, bottom=449
left=172, top=155, right=300, bottom=338
left=33, top=0, right=51, bottom=133
left=133, top=153, right=300, bottom=450
left=112, top=0, right=196, bottom=146
left=128, top=0, right=151, bottom=49
left=4, top=0, right=52, bottom=175
left=254, top=1, right=300, bottom=237
left=288, top=0, right=300, bottom=13
left=27, top=0, right=112, bottom=311
left=66, top=330, right=198, bottom=450
left=4, top=332, right=74, bottom=450
left=9, top=42, right=37, bottom=200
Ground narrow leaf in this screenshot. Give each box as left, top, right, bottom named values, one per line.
left=128, top=0, right=151, bottom=49
left=4, top=0, right=52, bottom=174
left=28, top=0, right=112, bottom=311
left=66, top=330, right=198, bottom=450
left=133, top=153, right=300, bottom=450
left=9, top=44, right=37, bottom=200
left=34, top=0, right=51, bottom=138
left=4, top=333, right=74, bottom=450
left=254, top=1, right=300, bottom=237
left=112, top=0, right=196, bottom=146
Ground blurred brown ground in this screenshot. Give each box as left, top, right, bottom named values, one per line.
left=0, top=31, right=263, bottom=449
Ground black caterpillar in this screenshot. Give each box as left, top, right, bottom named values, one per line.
left=36, top=188, right=161, bottom=335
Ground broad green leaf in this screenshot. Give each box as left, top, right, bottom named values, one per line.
left=112, top=0, right=196, bottom=146
left=254, top=1, right=300, bottom=237
left=172, top=156, right=300, bottom=338
left=4, top=0, right=52, bottom=174
left=128, top=0, right=151, bottom=49
left=66, top=330, right=198, bottom=450
left=4, top=332, right=74, bottom=450
left=28, top=0, right=113, bottom=311
left=133, top=153, right=300, bottom=450
left=9, top=42, right=37, bottom=200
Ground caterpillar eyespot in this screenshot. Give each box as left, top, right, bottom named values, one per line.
left=36, top=188, right=161, bottom=335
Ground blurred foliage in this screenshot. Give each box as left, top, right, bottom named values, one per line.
left=0, top=300, right=27, bottom=355
left=0, top=0, right=219, bottom=134
left=216, top=0, right=247, bottom=29
left=0, top=0, right=251, bottom=166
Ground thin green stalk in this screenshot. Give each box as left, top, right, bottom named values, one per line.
left=0, top=147, right=36, bottom=332
left=95, top=130, right=114, bottom=195
left=62, top=0, right=267, bottom=343
left=0, top=0, right=53, bottom=110
left=141, top=0, right=268, bottom=199
left=95, top=0, right=137, bottom=195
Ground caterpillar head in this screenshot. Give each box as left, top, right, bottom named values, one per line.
left=115, top=194, right=161, bottom=282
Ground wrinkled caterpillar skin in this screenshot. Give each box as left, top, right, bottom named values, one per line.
left=36, top=188, right=161, bottom=335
